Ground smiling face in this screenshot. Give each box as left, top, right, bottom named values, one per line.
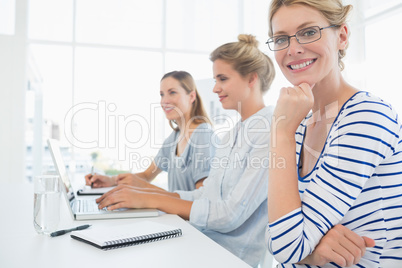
left=271, top=4, right=344, bottom=86
left=212, top=59, right=251, bottom=111
left=160, top=76, right=195, bottom=123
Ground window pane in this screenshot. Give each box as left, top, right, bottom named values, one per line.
left=76, top=0, right=163, bottom=47
left=363, top=0, right=402, bottom=18
left=365, top=13, right=402, bottom=114
left=0, top=0, right=15, bottom=35
left=29, top=44, right=73, bottom=140
left=27, top=45, right=73, bottom=178
left=243, top=0, right=270, bottom=51
left=28, top=0, right=73, bottom=41
left=166, top=0, right=239, bottom=51
left=242, top=0, right=282, bottom=107
left=73, top=47, right=164, bottom=171
left=165, top=52, right=212, bottom=80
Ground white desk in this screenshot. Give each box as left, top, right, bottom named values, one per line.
left=0, top=182, right=251, bottom=268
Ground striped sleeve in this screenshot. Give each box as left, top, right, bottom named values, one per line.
left=266, top=94, right=401, bottom=264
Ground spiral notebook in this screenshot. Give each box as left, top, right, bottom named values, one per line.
left=71, top=221, right=182, bottom=250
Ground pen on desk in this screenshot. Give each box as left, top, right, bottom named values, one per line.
left=50, top=224, right=91, bottom=237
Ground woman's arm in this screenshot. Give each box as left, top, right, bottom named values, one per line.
left=299, top=225, right=375, bottom=267
left=96, top=185, right=192, bottom=220
left=85, top=161, right=162, bottom=188
left=116, top=161, right=163, bottom=190
left=268, top=83, right=314, bottom=222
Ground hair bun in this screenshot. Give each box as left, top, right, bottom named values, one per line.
left=238, top=34, right=259, bottom=47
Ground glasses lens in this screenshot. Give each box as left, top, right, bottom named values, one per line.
left=268, top=36, right=288, bottom=51
left=296, top=26, right=321, bottom=44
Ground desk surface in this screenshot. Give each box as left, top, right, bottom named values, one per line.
left=0, top=182, right=250, bottom=268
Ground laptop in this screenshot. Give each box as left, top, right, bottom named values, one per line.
left=47, top=139, right=159, bottom=220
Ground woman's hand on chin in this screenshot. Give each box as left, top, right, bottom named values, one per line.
left=272, top=83, right=314, bottom=135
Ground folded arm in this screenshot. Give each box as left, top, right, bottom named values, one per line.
left=300, top=224, right=375, bottom=267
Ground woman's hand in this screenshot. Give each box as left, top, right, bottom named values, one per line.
left=272, top=83, right=314, bottom=135
left=116, top=173, right=150, bottom=188
left=300, top=224, right=375, bottom=267
left=96, top=185, right=149, bottom=210
left=85, top=174, right=116, bottom=188
left=96, top=185, right=192, bottom=220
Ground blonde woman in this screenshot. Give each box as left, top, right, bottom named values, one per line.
left=266, top=0, right=402, bottom=267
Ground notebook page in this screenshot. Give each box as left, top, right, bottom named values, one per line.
left=72, top=221, right=179, bottom=247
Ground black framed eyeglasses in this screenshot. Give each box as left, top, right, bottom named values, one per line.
left=266, top=25, right=339, bottom=51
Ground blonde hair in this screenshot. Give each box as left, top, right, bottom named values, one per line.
left=210, top=34, right=275, bottom=94
left=161, top=71, right=211, bottom=131
left=268, top=0, right=353, bottom=71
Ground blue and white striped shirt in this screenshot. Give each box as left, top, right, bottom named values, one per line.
left=266, top=92, right=402, bottom=267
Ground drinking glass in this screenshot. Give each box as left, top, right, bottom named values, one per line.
left=33, top=175, right=61, bottom=234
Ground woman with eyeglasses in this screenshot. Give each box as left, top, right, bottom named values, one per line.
left=96, top=34, right=276, bottom=267
left=266, top=0, right=402, bottom=267
left=85, top=71, right=215, bottom=192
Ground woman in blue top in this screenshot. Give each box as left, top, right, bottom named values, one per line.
left=266, top=0, right=402, bottom=267
left=96, top=34, right=276, bottom=267
left=86, top=71, right=215, bottom=192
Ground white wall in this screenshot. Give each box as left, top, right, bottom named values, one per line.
left=0, top=0, right=28, bottom=183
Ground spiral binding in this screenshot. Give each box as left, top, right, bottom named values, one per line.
left=102, top=229, right=182, bottom=250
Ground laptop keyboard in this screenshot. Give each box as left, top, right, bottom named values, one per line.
left=75, top=199, right=102, bottom=213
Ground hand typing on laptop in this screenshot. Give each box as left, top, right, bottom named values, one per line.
left=85, top=173, right=152, bottom=189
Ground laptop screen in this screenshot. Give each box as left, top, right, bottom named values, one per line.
left=47, top=139, right=75, bottom=202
